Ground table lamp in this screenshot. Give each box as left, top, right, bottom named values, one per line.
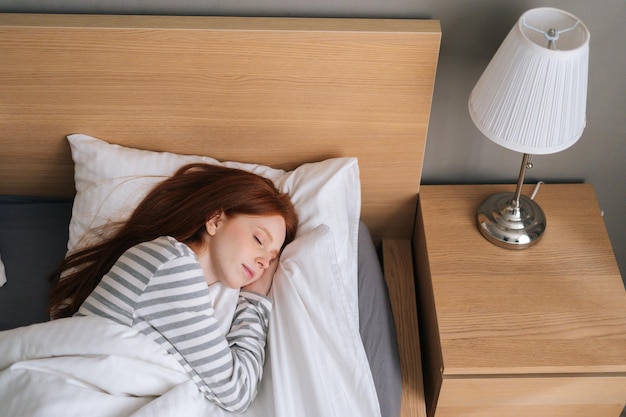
left=468, top=7, right=590, bottom=249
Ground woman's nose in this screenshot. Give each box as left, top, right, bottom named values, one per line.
left=256, top=255, right=270, bottom=269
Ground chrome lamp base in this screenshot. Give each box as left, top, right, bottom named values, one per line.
left=476, top=191, right=546, bottom=249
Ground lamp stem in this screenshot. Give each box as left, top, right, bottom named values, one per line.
left=513, top=153, right=532, bottom=205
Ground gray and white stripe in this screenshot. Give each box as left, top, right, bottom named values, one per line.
left=77, top=236, right=272, bottom=412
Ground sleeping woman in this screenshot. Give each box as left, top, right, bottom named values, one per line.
left=48, top=163, right=298, bottom=413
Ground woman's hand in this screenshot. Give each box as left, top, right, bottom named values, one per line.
left=243, top=258, right=279, bottom=296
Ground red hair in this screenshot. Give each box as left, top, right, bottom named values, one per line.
left=49, top=163, right=297, bottom=319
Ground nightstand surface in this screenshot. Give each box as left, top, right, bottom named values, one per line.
left=415, top=184, right=626, bottom=417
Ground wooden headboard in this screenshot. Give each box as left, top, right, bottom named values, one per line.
left=0, top=13, right=440, bottom=240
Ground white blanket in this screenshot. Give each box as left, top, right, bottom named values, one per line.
left=0, top=316, right=213, bottom=417
left=0, top=225, right=381, bottom=417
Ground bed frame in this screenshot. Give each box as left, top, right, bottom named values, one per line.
left=0, top=14, right=441, bottom=417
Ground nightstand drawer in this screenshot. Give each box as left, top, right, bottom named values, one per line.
left=436, top=376, right=626, bottom=417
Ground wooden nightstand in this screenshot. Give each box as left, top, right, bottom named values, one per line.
left=414, top=184, right=626, bottom=417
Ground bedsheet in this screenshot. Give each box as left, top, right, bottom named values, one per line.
left=0, top=225, right=382, bottom=417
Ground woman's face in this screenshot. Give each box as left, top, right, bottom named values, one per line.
left=200, top=212, right=287, bottom=289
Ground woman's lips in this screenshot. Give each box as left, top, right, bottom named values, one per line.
left=243, top=264, right=254, bottom=281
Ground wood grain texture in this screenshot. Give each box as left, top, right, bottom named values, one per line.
left=415, top=184, right=626, bottom=416
left=0, top=13, right=440, bottom=240
left=383, top=239, right=427, bottom=417
left=435, top=404, right=625, bottom=417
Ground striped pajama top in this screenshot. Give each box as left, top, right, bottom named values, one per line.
left=76, top=236, right=272, bottom=413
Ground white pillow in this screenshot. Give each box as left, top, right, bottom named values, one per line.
left=67, top=133, right=361, bottom=324
left=261, top=224, right=381, bottom=417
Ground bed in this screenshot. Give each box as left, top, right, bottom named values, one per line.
left=0, top=13, right=441, bottom=417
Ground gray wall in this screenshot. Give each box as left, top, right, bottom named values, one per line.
left=2, top=0, right=624, bottom=283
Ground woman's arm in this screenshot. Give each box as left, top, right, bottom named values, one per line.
left=137, top=250, right=271, bottom=412
left=80, top=236, right=273, bottom=412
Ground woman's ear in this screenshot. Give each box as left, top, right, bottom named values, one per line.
left=205, top=211, right=224, bottom=236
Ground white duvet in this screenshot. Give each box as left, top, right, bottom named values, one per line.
left=0, top=225, right=381, bottom=417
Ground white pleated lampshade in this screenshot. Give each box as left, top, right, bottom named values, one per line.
left=468, top=8, right=590, bottom=155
